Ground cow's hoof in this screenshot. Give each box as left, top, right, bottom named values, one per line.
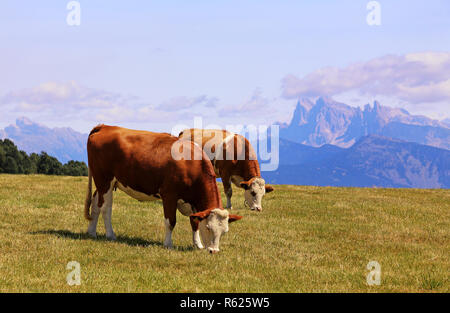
left=87, top=231, right=97, bottom=239
left=164, top=240, right=174, bottom=249
left=226, top=206, right=233, bottom=210
left=194, top=243, right=204, bottom=249
left=106, top=234, right=117, bottom=241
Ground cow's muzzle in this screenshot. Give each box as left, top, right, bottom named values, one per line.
left=246, top=200, right=262, bottom=211
left=208, top=247, right=219, bottom=254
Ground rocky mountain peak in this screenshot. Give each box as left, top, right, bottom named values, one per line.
left=1, top=117, right=88, bottom=163
left=290, top=98, right=314, bottom=126
left=280, top=97, right=450, bottom=150
left=16, top=116, right=35, bottom=127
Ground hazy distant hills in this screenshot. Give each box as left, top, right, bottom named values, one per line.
left=264, top=135, right=450, bottom=188
left=441, top=118, right=450, bottom=128
left=276, top=137, right=344, bottom=165
left=279, top=97, right=450, bottom=150
left=0, top=117, right=87, bottom=163
left=267, top=97, right=449, bottom=188
left=1, top=97, right=449, bottom=189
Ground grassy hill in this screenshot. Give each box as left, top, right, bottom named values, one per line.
left=0, top=174, right=448, bottom=292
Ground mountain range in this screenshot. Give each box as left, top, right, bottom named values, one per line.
left=279, top=97, right=450, bottom=150
left=1, top=97, right=448, bottom=188
left=0, top=117, right=87, bottom=163
left=263, top=135, right=449, bottom=188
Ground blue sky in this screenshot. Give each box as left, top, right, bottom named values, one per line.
left=0, top=1, right=449, bottom=132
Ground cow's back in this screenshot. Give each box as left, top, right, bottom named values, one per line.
left=87, top=125, right=211, bottom=199
left=179, top=128, right=261, bottom=180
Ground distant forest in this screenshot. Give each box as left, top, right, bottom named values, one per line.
left=0, top=139, right=87, bottom=176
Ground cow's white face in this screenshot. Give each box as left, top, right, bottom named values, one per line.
left=191, top=209, right=242, bottom=254
left=241, top=177, right=274, bottom=212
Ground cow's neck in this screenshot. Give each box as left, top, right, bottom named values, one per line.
left=242, top=159, right=261, bottom=181
left=195, top=176, right=223, bottom=212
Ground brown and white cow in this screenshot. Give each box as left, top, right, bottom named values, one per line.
left=84, top=125, right=242, bottom=253
left=179, top=129, right=274, bottom=211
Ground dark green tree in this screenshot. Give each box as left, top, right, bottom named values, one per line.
left=37, top=152, right=64, bottom=175
left=4, top=156, right=18, bottom=173
left=63, top=160, right=88, bottom=176
left=0, top=139, right=87, bottom=176
left=0, top=145, right=6, bottom=173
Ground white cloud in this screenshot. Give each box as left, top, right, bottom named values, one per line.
left=1, top=81, right=135, bottom=111
left=158, top=95, right=218, bottom=111
left=282, top=52, right=450, bottom=104
left=95, top=104, right=177, bottom=124
left=218, top=88, right=271, bottom=117
left=0, top=81, right=219, bottom=129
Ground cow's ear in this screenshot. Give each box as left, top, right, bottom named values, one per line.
left=240, top=181, right=251, bottom=190
left=190, top=210, right=211, bottom=221
left=228, top=214, right=243, bottom=223
left=265, top=185, right=274, bottom=193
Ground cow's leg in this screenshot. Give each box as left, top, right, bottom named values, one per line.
left=101, top=184, right=116, bottom=241
left=190, top=216, right=204, bottom=249
left=222, top=176, right=233, bottom=209
left=162, top=197, right=177, bottom=249
left=87, top=191, right=101, bottom=238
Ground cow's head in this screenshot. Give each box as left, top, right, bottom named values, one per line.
left=190, top=209, right=242, bottom=254
left=240, top=177, right=274, bottom=212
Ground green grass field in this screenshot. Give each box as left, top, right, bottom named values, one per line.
left=0, top=174, right=448, bottom=292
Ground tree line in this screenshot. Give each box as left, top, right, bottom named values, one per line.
left=0, top=139, right=88, bottom=176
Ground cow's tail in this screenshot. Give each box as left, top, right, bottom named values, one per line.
left=84, top=168, right=93, bottom=221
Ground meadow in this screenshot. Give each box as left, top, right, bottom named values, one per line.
left=0, top=174, right=448, bottom=292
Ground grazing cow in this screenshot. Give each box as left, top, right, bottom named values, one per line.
left=84, top=125, right=242, bottom=253
left=179, top=129, right=274, bottom=211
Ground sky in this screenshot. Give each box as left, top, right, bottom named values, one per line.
left=0, top=0, right=449, bottom=133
